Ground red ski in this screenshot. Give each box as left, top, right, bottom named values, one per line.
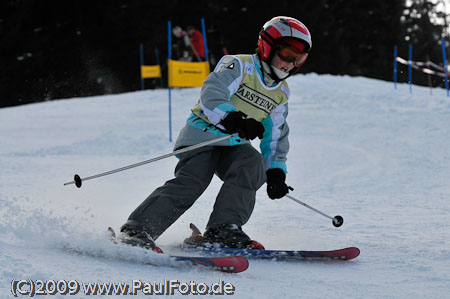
left=108, top=227, right=248, bottom=273
left=171, top=255, right=249, bottom=273
left=183, top=245, right=360, bottom=261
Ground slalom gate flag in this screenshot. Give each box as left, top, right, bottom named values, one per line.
left=141, top=65, right=161, bottom=79
left=168, top=59, right=210, bottom=87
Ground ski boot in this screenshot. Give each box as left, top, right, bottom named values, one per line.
left=118, top=229, right=164, bottom=253
left=184, top=223, right=264, bottom=249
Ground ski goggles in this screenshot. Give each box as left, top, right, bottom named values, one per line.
left=276, top=45, right=308, bottom=66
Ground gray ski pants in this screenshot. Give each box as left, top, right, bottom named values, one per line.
left=122, top=144, right=266, bottom=240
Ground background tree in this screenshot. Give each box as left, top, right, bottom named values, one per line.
left=397, top=0, right=447, bottom=86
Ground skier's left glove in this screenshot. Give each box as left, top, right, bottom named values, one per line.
left=266, top=168, right=294, bottom=199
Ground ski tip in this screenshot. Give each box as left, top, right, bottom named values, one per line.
left=344, top=247, right=361, bottom=260
left=189, top=223, right=202, bottom=235
left=228, top=256, right=249, bottom=273
left=210, top=256, right=249, bottom=273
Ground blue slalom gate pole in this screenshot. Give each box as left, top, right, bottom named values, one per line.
left=201, top=18, right=209, bottom=62
left=168, top=21, right=173, bottom=142
left=140, top=43, right=145, bottom=91
left=441, top=38, right=449, bottom=97
left=393, top=45, right=398, bottom=89
left=408, top=44, right=413, bottom=94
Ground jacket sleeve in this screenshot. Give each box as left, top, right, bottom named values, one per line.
left=260, top=101, right=290, bottom=173
left=199, top=55, right=243, bottom=128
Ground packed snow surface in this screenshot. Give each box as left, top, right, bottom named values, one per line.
left=1, top=74, right=449, bottom=298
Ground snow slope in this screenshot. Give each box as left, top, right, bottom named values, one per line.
left=1, top=74, right=449, bottom=298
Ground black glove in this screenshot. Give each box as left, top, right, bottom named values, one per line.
left=266, top=168, right=293, bottom=199
left=220, top=111, right=264, bottom=140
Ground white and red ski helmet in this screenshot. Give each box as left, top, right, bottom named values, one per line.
left=258, top=16, right=312, bottom=71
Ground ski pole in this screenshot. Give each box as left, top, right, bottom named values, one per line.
left=64, top=133, right=238, bottom=188
left=285, top=194, right=344, bottom=227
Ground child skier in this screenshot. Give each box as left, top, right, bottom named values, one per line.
left=120, top=16, right=312, bottom=251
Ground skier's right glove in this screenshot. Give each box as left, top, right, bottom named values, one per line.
left=266, top=168, right=294, bottom=199
left=220, top=111, right=264, bottom=140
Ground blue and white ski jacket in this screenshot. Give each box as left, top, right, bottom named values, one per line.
left=174, top=54, right=290, bottom=173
